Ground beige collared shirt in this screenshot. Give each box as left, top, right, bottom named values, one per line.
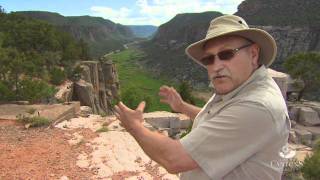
left=180, top=65, right=290, bottom=180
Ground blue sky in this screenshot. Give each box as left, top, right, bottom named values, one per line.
left=1, top=0, right=244, bottom=26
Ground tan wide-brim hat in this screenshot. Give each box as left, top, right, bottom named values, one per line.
left=185, top=15, right=277, bottom=68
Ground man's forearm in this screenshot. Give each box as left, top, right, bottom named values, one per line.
left=179, top=101, right=202, bottom=120
left=128, top=124, right=198, bottom=173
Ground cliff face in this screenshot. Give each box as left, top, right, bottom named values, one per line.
left=235, top=0, right=320, bottom=27
left=235, top=0, right=320, bottom=70
left=257, top=26, right=320, bottom=70
left=152, top=12, right=223, bottom=46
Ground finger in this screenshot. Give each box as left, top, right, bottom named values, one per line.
left=158, top=91, right=168, bottom=97
left=160, top=99, right=169, bottom=104
left=170, top=87, right=179, bottom=96
left=114, top=105, right=121, bottom=114
left=170, top=87, right=177, bottom=93
left=159, top=85, right=170, bottom=92
left=114, top=112, right=120, bottom=120
left=136, top=101, right=146, bottom=112
left=160, top=85, right=170, bottom=90
left=171, top=87, right=178, bottom=93
left=118, top=101, right=131, bottom=112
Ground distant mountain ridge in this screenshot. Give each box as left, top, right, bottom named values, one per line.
left=15, top=11, right=135, bottom=58
left=128, top=25, right=157, bottom=38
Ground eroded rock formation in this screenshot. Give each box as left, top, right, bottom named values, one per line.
left=56, top=60, right=119, bottom=115
left=73, top=60, right=119, bottom=115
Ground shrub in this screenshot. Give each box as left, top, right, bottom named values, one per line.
left=0, top=80, right=14, bottom=101
left=18, top=78, right=56, bottom=103
left=283, top=52, right=320, bottom=101
left=96, top=126, right=109, bottom=133
left=120, top=87, right=152, bottom=112
left=17, top=114, right=50, bottom=127
left=49, top=67, right=66, bottom=85
left=282, top=158, right=304, bottom=180
left=177, top=81, right=196, bottom=105
left=26, top=108, right=36, bottom=114
left=67, top=65, right=83, bottom=81
left=301, top=140, right=320, bottom=180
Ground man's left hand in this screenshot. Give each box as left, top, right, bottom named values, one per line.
left=114, top=101, right=145, bottom=132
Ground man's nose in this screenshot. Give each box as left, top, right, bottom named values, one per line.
left=207, top=58, right=224, bottom=72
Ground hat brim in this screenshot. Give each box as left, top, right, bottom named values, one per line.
left=185, top=28, right=277, bottom=68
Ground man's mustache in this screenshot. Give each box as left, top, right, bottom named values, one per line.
left=209, top=70, right=231, bottom=80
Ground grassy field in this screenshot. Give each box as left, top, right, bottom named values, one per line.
left=109, top=48, right=205, bottom=112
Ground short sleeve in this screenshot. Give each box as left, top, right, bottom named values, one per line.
left=180, top=101, right=276, bottom=179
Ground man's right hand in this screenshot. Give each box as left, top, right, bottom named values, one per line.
left=158, top=85, right=184, bottom=113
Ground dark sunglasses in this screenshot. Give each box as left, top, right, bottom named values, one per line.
left=200, top=43, right=253, bottom=66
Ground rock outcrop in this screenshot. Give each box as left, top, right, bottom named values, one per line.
left=54, top=60, right=119, bottom=115
left=72, top=60, right=119, bottom=115
left=288, top=101, right=320, bottom=147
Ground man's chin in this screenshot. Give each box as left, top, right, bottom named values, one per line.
left=214, top=87, right=233, bottom=95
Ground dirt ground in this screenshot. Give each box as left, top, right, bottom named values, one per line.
left=0, top=119, right=95, bottom=180
left=0, top=116, right=178, bottom=180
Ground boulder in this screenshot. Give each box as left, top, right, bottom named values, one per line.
left=79, top=106, right=93, bottom=117
left=299, top=107, right=320, bottom=126
left=296, top=124, right=320, bottom=142
left=178, top=114, right=192, bottom=129
left=288, top=105, right=301, bottom=122
left=143, top=111, right=173, bottom=128
left=294, top=128, right=312, bottom=146
left=74, top=80, right=96, bottom=111
left=143, top=111, right=191, bottom=130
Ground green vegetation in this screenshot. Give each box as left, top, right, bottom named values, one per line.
left=26, top=108, right=37, bottom=114
left=0, top=8, right=90, bottom=103
left=281, top=139, right=320, bottom=180
left=301, top=139, right=320, bottom=180
left=109, top=49, right=205, bottom=112
left=283, top=52, right=320, bottom=101
left=49, top=67, right=66, bottom=85
left=177, top=81, right=196, bottom=105
left=17, top=114, right=51, bottom=127
left=282, top=158, right=304, bottom=180
left=96, top=126, right=109, bottom=133
left=15, top=11, right=135, bottom=58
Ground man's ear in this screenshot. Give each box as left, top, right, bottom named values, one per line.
left=250, top=44, right=260, bottom=67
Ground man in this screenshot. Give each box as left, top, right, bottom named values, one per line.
left=114, top=15, right=290, bottom=180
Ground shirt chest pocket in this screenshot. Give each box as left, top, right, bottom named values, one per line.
left=193, top=102, right=226, bottom=128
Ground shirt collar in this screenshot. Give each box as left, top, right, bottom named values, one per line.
left=215, top=65, right=268, bottom=102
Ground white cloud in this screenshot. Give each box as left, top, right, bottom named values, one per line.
left=90, top=6, right=131, bottom=22
left=90, top=0, right=243, bottom=26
